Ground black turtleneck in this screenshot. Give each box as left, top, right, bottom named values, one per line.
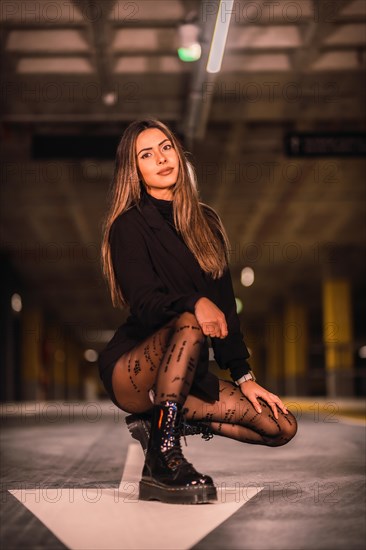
left=144, top=191, right=173, bottom=217
left=143, top=189, right=181, bottom=237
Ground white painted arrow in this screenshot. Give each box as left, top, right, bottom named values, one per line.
left=9, top=444, right=263, bottom=550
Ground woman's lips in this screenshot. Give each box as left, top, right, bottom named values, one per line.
left=157, top=167, right=174, bottom=176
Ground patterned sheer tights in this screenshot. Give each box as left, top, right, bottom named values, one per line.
left=112, top=312, right=297, bottom=447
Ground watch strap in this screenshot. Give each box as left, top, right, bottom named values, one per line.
left=235, top=369, right=256, bottom=385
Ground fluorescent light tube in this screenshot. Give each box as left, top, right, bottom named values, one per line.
left=207, top=0, right=234, bottom=73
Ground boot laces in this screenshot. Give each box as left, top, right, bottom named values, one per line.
left=181, top=408, right=214, bottom=441
left=163, top=410, right=195, bottom=471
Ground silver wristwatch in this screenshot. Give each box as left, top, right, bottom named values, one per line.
left=235, top=369, right=256, bottom=386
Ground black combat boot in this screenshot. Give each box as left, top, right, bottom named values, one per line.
left=125, top=412, right=213, bottom=455
left=138, top=401, right=217, bottom=504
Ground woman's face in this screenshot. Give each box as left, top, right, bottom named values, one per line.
left=135, top=128, right=179, bottom=199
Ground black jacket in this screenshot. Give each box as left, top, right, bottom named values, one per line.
left=98, top=189, right=251, bottom=402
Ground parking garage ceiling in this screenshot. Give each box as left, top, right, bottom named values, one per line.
left=1, top=0, right=365, bottom=350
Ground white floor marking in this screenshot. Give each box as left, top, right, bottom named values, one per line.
left=9, top=444, right=263, bottom=550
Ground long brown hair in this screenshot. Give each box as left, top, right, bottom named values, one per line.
left=101, top=119, right=231, bottom=308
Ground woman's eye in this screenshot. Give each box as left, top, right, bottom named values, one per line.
left=140, top=144, right=172, bottom=159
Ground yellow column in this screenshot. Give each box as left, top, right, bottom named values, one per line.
left=283, top=301, right=308, bottom=396
left=21, top=307, right=43, bottom=400
left=266, top=313, right=284, bottom=394
left=322, top=278, right=354, bottom=397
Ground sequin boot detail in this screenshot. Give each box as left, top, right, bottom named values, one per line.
left=125, top=413, right=214, bottom=455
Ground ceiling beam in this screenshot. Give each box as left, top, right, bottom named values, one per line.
left=290, top=0, right=355, bottom=71
left=72, top=0, right=116, bottom=101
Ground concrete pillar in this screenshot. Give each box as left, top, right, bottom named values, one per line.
left=45, top=324, right=66, bottom=399
left=65, top=338, right=81, bottom=400
left=54, top=348, right=67, bottom=399
left=21, top=307, right=43, bottom=400
left=322, top=278, right=354, bottom=397
left=283, top=300, right=308, bottom=396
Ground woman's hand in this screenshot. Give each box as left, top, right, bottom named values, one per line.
left=194, top=297, right=228, bottom=339
left=238, top=380, right=289, bottom=420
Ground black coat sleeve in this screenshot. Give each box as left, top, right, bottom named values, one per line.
left=200, top=205, right=252, bottom=381
left=209, top=266, right=252, bottom=381
left=110, top=215, right=205, bottom=330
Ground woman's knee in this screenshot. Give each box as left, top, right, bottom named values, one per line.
left=266, top=412, right=298, bottom=447
left=173, top=311, right=205, bottom=341
left=175, top=311, right=198, bottom=325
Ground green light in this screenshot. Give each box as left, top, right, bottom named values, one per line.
left=177, top=43, right=201, bottom=62
left=235, top=298, right=243, bottom=314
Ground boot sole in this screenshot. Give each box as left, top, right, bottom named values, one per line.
left=139, top=479, right=217, bottom=504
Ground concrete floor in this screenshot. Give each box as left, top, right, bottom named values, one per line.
left=1, top=399, right=365, bottom=550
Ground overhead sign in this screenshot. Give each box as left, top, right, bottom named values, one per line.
left=285, top=133, right=366, bottom=157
